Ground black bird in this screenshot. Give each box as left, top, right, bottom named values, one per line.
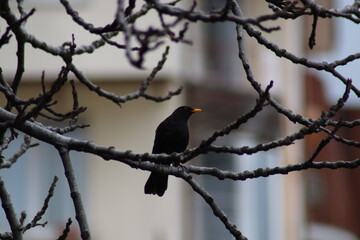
left=144, top=106, right=202, bottom=196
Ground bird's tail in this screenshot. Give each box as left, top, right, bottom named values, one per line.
left=144, top=172, right=168, bottom=197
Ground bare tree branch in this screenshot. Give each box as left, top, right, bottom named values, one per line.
left=57, top=147, right=91, bottom=240
left=185, top=157, right=360, bottom=181
left=183, top=81, right=273, bottom=163
left=0, top=176, right=23, bottom=240
left=180, top=172, right=248, bottom=240
left=68, top=46, right=182, bottom=106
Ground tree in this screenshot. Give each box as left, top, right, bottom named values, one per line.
left=1, top=0, right=360, bottom=239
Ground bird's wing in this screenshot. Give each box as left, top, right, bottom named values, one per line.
left=152, top=121, right=189, bottom=154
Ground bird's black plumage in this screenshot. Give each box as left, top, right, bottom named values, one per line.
left=144, top=106, right=201, bottom=196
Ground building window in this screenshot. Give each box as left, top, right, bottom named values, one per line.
left=201, top=0, right=243, bottom=87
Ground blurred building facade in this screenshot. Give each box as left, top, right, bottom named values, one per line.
left=6, top=0, right=360, bottom=240
left=304, top=74, right=360, bottom=240
left=303, top=1, right=360, bottom=239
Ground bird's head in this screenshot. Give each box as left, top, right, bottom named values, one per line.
left=172, top=106, right=202, bottom=119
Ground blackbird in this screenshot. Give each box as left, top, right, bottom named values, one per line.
left=144, top=106, right=202, bottom=196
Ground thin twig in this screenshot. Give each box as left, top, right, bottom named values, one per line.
left=56, top=218, right=73, bottom=240
left=1, top=135, right=38, bottom=169
left=308, top=13, right=318, bottom=49
left=22, top=176, right=58, bottom=233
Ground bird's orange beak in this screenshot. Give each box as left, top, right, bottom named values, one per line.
left=191, top=108, right=202, bottom=113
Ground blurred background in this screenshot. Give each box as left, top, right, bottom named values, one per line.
left=1, top=0, right=360, bottom=239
